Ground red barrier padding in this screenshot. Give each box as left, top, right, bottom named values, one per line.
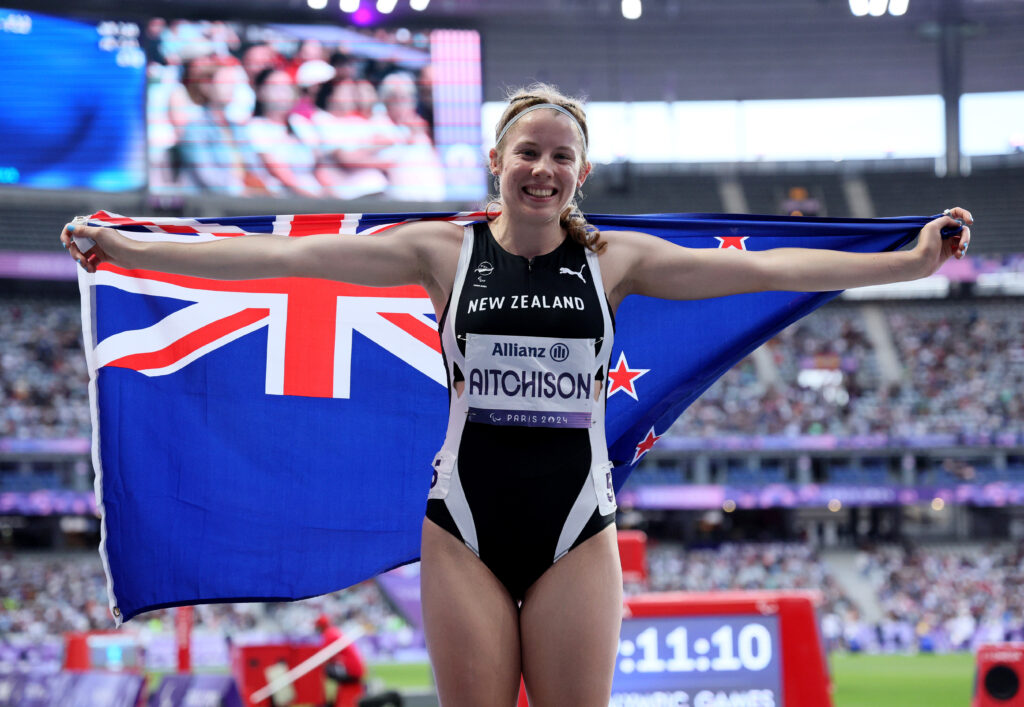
left=617, top=530, right=649, bottom=584
left=63, top=633, right=91, bottom=672
left=231, top=643, right=325, bottom=707
left=62, top=631, right=143, bottom=674
left=175, top=607, right=193, bottom=674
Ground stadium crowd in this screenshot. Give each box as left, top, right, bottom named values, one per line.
left=639, top=542, right=857, bottom=631
left=673, top=299, right=1024, bottom=443
left=857, top=543, right=1024, bottom=652
left=637, top=541, right=1024, bottom=654
left=0, top=300, right=90, bottom=441
left=0, top=552, right=415, bottom=664
left=5, top=544, right=1020, bottom=657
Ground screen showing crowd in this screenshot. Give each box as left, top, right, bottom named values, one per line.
left=146, top=19, right=483, bottom=201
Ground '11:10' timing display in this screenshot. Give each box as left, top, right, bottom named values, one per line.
left=612, top=615, right=781, bottom=697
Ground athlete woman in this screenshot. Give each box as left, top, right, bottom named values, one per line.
left=62, top=84, right=972, bottom=707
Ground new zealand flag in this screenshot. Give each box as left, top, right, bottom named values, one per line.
left=77, top=210, right=934, bottom=623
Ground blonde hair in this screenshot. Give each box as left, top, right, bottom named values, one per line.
left=490, top=83, right=604, bottom=254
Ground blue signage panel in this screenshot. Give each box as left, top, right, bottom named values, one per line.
left=611, top=615, right=782, bottom=707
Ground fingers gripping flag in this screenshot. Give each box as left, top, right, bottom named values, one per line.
left=78, top=210, right=932, bottom=623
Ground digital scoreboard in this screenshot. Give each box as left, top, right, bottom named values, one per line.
left=611, top=591, right=831, bottom=707
left=613, top=615, right=781, bottom=705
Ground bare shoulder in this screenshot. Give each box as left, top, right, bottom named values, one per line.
left=596, top=228, right=647, bottom=244
left=595, top=228, right=706, bottom=305
left=595, top=228, right=664, bottom=264
left=368, top=218, right=462, bottom=260
left=378, top=218, right=464, bottom=245
left=595, top=229, right=655, bottom=306
left=596, top=228, right=666, bottom=256
left=383, top=219, right=464, bottom=292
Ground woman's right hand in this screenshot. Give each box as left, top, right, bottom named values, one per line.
left=59, top=222, right=131, bottom=274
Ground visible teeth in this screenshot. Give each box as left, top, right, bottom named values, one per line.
left=525, top=187, right=554, bottom=197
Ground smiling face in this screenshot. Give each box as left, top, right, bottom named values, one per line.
left=257, top=70, right=297, bottom=117
left=206, top=65, right=240, bottom=108
left=328, top=80, right=357, bottom=116
left=489, top=109, right=591, bottom=225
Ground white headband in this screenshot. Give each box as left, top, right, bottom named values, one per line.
left=494, top=103, right=588, bottom=152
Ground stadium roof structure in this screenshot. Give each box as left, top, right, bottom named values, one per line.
left=8, top=0, right=1023, bottom=102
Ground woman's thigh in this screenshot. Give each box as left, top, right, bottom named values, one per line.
left=420, top=517, right=523, bottom=707
left=519, top=523, right=623, bottom=707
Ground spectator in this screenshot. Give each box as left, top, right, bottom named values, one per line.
left=376, top=72, right=445, bottom=201
left=248, top=68, right=328, bottom=198
left=293, top=59, right=336, bottom=120
left=241, top=44, right=282, bottom=86
left=328, top=52, right=359, bottom=83
left=308, top=80, right=389, bottom=199
left=179, top=56, right=261, bottom=195
left=781, top=186, right=821, bottom=217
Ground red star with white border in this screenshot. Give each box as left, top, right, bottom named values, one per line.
left=632, top=427, right=662, bottom=464
left=607, top=351, right=650, bottom=400
left=715, top=235, right=749, bottom=250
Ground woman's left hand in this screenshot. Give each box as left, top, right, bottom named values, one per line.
left=913, top=206, right=973, bottom=278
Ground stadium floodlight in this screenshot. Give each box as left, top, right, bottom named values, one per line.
left=850, top=0, right=910, bottom=16
left=868, top=0, right=888, bottom=16
left=307, top=0, right=328, bottom=8
left=339, top=0, right=360, bottom=11
left=888, top=0, right=909, bottom=15
left=377, top=0, right=398, bottom=13
left=622, top=0, right=642, bottom=20
left=410, top=0, right=430, bottom=9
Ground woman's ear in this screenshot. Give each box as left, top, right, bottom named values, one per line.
left=578, top=160, right=592, bottom=188
left=488, top=147, right=501, bottom=177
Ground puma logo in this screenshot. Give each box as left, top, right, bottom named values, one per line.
left=559, top=264, right=586, bottom=283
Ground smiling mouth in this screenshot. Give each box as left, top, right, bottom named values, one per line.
left=523, top=186, right=556, bottom=198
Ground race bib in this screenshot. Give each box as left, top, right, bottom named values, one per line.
left=465, top=333, right=596, bottom=428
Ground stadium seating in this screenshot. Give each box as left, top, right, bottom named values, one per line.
left=0, top=553, right=409, bottom=645
left=668, top=298, right=1024, bottom=444
left=866, top=166, right=1023, bottom=254
left=5, top=543, right=1019, bottom=655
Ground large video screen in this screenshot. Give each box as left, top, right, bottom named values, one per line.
left=0, top=8, right=146, bottom=191
left=145, top=20, right=483, bottom=201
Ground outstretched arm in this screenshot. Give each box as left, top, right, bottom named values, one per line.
left=607, top=208, right=972, bottom=303
left=59, top=218, right=461, bottom=290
